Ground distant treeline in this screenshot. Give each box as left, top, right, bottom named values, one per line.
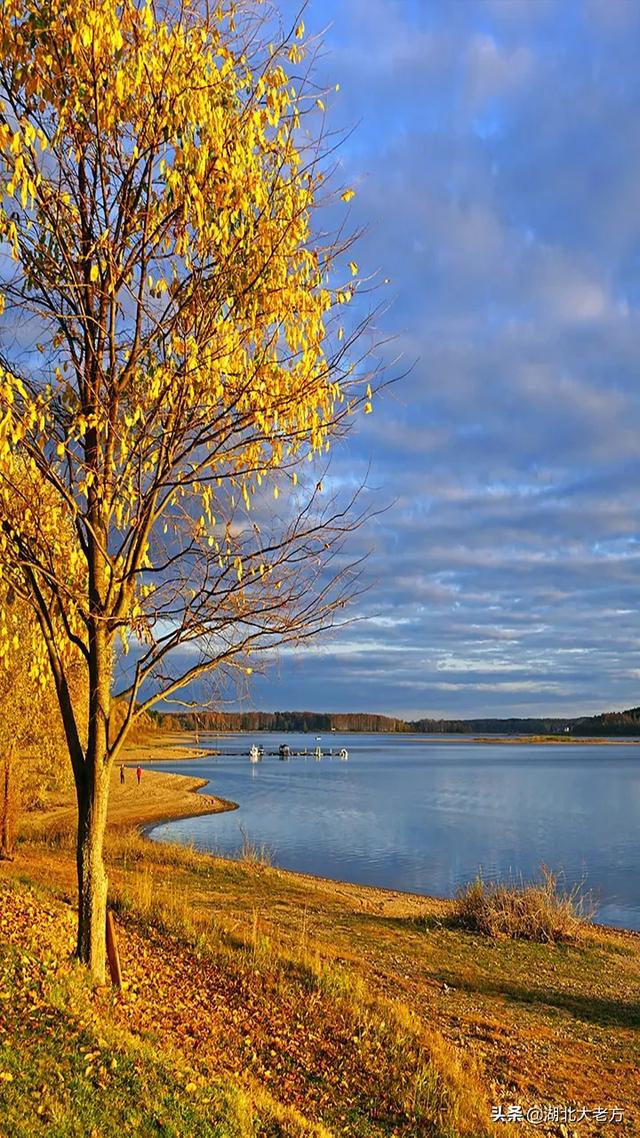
left=570, top=706, right=640, bottom=736
left=147, top=706, right=640, bottom=736
left=149, top=710, right=412, bottom=733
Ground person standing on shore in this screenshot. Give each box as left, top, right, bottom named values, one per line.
left=136, top=766, right=142, bottom=786
left=120, top=764, right=125, bottom=785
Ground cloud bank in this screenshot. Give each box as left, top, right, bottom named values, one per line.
left=192, top=1, right=640, bottom=719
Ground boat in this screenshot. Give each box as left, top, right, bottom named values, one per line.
left=314, top=746, right=322, bottom=759
left=339, top=748, right=349, bottom=760
left=249, top=745, right=260, bottom=763
left=278, top=743, right=290, bottom=760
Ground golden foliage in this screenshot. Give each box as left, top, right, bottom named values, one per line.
left=0, top=2, right=375, bottom=969
left=0, top=0, right=369, bottom=697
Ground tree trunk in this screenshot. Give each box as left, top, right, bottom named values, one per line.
left=75, top=758, right=110, bottom=982
left=0, top=744, right=18, bottom=860
left=75, top=590, right=113, bottom=982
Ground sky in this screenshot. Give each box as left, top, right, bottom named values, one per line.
left=233, top=0, right=640, bottom=721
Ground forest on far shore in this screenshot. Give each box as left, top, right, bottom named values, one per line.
left=149, top=705, right=640, bottom=737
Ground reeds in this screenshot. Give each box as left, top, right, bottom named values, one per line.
left=454, top=865, right=593, bottom=942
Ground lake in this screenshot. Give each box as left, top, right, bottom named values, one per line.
left=147, top=733, right=640, bottom=930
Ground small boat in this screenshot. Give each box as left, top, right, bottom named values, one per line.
left=279, top=744, right=290, bottom=760
left=249, top=745, right=260, bottom=763
left=314, top=746, right=322, bottom=759
left=339, top=748, right=349, bottom=760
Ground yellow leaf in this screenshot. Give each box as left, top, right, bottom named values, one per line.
left=349, top=261, right=358, bottom=276
left=89, top=265, right=99, bottom=283
left=364, top=401, right=372, bottom=414
left=295, top=21, right=305, bottom=38
left=316, top=98, right=325, bottom=111
left=341, top=188, right=355, bottom=203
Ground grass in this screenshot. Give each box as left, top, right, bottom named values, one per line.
left=0, top=897, right=332, bottom=1138
left=6, top=803, right=640, bottom=1136
left=239, top=826, right=273, bottom=868
left=106, top=858, right=492, bottom=1136
left=1, top=877, right=493, bottom=1138
left=452, top=867, right=594, bottom=943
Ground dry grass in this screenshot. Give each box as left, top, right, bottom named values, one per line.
left=453, top=866, right=594, bottom=943
left=1, top=880, right=337, bottom=1138
left=238, top=825, right=272, bottom=867
left=11, top=815, right=640, bottom=1134
left=101, top=846, right=494, bottom=1136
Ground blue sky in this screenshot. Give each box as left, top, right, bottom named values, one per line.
left=233, top=0, right=640, bottom=721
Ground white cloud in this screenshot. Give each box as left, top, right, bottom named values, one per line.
left=465, top=34, right=533, bottom=109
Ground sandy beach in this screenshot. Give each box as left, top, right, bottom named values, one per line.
left=21, top=737, right=237, bottom=842
left=120, top=731, right=222, bottom=763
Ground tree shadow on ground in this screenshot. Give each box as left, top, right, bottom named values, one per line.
left=434, top=972, right=640, bottom=1029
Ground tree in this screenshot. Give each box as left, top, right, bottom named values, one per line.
left=0, top=593, right=48, bottom=859
left=0, top=466, right=87, bottom=859
left=0, top=0, right=380, bottom=980
left=0, top=585, right=86, bottom=859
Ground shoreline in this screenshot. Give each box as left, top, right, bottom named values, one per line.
left=139, top=729, right=640, bottom=747
left=8, top=737, right=639, bottom=1133
left=134, top=741, right=640, bottom=939
left=122, top=733, right=222, bottom=763
left=472, top=735, right=640, bottom=745
left=21, top=741, right=238, bottom=843
left=103, top=768, right=238, bottom=833
left=22, top=733, right=640, bottom=937
left=139, top=788, right=239, bottom=840
left=146, top=809, right=640, bottom=938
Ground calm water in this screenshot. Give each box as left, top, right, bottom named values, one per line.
left=148, top=733, right=640, bottom=930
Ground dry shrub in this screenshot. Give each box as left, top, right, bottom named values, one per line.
left=454, top=867, right=593, bottom=943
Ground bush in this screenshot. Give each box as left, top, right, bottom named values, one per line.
left=454, top=867, right=593, bottom=943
